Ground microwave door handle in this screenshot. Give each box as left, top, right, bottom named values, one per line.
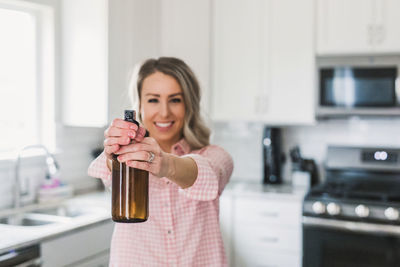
left=303, top=216, right=400, bottom=236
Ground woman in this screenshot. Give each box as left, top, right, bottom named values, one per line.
left=88, top=57, right=233, bottom=266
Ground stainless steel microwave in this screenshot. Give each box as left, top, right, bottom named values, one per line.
left=316, top=56, right=400, bottom=118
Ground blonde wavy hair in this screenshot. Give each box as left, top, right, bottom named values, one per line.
left=128, top=57, right=210, bottom=150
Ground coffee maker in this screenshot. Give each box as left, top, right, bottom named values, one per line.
left=262, top=127, right=285, bottom=184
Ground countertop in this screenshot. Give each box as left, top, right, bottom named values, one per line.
left=223, top=182, right=308, bottom=201
left=0, top=190, right=112, bottom=255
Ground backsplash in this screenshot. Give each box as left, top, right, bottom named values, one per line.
left=211, top=117, right=400, bottom=184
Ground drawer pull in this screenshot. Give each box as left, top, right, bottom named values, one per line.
left=260, top=212, right=279, bottom=217
left=260, top=237, right=279, bottom=243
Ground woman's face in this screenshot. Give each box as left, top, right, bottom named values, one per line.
left=140, top=71, right=185, bottom=151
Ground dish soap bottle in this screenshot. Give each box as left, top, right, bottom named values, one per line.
left=111, top=110, right=149, bottom=223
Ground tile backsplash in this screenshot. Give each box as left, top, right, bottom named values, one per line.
left=211, top=117, right=400, bottom=185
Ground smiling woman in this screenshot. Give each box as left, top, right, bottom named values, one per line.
left=88, top=57, right=234, bottom=266
left=0, top=1, right=55, bottom=155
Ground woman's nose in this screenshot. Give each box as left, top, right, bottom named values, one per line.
left=160, top=101, right=170, bottom=117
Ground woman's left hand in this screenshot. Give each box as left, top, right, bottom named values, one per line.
left=114, top=137, right=173, bottom=178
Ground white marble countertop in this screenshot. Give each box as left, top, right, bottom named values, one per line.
left=0, top=190, right=112, bottom=254
left=223, top=181, right=308, bottom=201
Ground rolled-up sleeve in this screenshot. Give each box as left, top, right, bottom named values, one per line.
left=181, top=145, right=233, bottom=201
left=87, top=152, right=112, bottom=188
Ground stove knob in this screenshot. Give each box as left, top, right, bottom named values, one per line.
left=384, top=207, right=399, bottom=221
left=312, top=201, right=326, bottom=214
left=327, top=202, right=341, bottom=216
left=355, top=204, right=369, bottom=218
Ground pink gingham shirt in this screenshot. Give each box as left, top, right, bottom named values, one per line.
left=88, top=139, right=233, bottom=267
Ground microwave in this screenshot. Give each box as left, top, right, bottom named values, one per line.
left=316, top=56, right=400, bottom=118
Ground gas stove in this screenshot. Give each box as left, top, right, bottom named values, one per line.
left=303, top=146, right=400, bottom=225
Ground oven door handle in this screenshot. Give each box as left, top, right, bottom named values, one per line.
left=303, top=216, right=400, bottom=236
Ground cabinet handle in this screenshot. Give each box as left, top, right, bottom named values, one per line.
left=260, top=212, right=279, bottom=217
left=260, top=236, right=279, bottom=243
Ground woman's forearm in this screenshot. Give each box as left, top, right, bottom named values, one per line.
left=166, top=154, right=198, bottom=189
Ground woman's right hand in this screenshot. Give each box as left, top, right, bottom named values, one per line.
left=103, top=118, right=147, bottom=160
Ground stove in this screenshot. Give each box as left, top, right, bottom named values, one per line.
left=303, top=146, right=400, bottom=267
left=304, top=146, right=400, bottom=224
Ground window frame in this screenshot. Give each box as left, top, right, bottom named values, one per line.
left=0, top=0, right=58, bottom=159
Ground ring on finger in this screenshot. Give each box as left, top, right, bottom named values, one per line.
left=147, top=151, right=155, bottom=163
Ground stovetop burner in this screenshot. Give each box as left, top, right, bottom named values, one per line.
left=303, top=146, right=400, bottom=225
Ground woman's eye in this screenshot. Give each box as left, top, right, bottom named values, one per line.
left=148, top=98, right=158, bottom=103
left=170, top=98, right=182, bottom=103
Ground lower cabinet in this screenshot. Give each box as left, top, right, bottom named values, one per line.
left=41, top=220, right=114, bottom=267
left=221, top=191, right=303, bottom=267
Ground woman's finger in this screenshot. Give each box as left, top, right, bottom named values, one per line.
left=105, top=127, right=137, bottom=139
left=104, top=136, right=131, bottom=147
left=133, top=126, right=147, bottom=142
left=104, top=144, right=120, bottom=155
left=117, top=151, right=152, bottom=163
left=126, top=160, right=152, bottom=172
left=111, top=118, right=139, bottom=130
left=115, top=142, right=154, bottom=155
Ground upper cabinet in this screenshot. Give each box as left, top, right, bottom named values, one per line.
left=211, top=0, right=315, bottom=124
left=317, top=0, right=400, bottom=55
left=61, top=0, right=108, bottom=127
left=159, top=0, right=212, bottom=114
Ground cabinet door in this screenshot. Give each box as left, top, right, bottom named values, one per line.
left=265, top=0, right=315, bottom=124
left=41, top=220, right=114, bottom=267
left=212, top=0, right=269, bottom=121
left=374, top=0, right=400, bottom=53
left=316, top=0, right=374, bottom=55
left=160, top=0, right=212, bottom=114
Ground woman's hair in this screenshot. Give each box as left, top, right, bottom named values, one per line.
left=128, top=57, right=210, bottom=150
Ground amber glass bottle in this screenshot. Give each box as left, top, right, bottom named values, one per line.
left=111, top=110, right=149, bottom=223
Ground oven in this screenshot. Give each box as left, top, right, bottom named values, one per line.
left=303, top=217, right=400, bottom=267
left=302, top=145, right=400, bottom=267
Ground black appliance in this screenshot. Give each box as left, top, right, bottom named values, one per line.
left=303, top=146, right=400, bottom=267
left=0, top=244, right=41, bottom=266
left=262, top=127, right=284, bottom=184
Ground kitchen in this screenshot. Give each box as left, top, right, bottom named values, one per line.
left=1, top=0, right=400, bottom=266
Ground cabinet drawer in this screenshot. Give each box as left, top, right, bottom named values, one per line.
left=234, top=249, right=301, bottom=267
left=234, top=197, right=302, bottom=227
left=234, top=225, right=301, bottom=252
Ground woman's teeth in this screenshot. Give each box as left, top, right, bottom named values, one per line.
left=155, top=122, right=173, bottom=128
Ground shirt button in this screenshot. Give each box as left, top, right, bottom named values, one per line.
left=167, top=230, right=172, bottom=234
left=166, top=181, right=170, bottom=185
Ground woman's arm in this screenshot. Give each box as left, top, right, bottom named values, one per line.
left=163, top=154, right=198, bottom=189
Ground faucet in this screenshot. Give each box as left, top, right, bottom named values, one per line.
left=14, top=145, right=60, bottom=209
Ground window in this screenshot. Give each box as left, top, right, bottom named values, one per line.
left=0, top=0, right=55, bottom=156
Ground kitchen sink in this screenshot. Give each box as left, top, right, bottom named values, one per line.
left=32, top=205, right=87, bottom=218
left=0, top=214, right=59, bottom=226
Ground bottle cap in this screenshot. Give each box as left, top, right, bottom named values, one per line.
left=124, top=110, right=139, bottom=126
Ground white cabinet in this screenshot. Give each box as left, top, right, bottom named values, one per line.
left=61, top=0, right=108, bottom=127
left=159, top=0, right=212, bottom=114
left=41, top=220, right=114, bottom=267
left=317, top=0, right=400, bottom=55
left=212, top=0, right=315, bottom=124
left=232, top=195, right=303, bottom=267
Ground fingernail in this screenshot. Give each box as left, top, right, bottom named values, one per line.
left=128, top=131, right=135, bottom=138
left=130, top=125, right=137, bottom=130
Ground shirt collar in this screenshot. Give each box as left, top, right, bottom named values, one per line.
left=171, top=139, right=191, bottom=156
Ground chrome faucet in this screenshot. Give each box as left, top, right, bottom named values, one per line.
left=14, top=145, right=60, bottom=209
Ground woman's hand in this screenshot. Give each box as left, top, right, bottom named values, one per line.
left=114, top=137, right=173, bottom=178
left=103, top=118, right=147, bottom=160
